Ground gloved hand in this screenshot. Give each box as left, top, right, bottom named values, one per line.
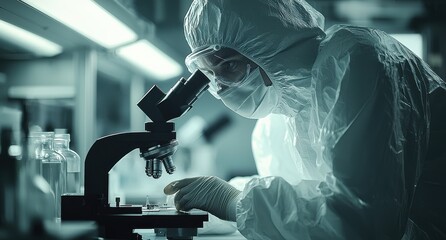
left=164, top=176, right=241, bottom=221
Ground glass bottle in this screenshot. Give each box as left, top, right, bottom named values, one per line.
left=25, top=132, right=56, bottom=225
left=54, top=133, right=81, bottom=194
left=27, top=132, right=43, bottom=176
left=38, top=132, right=66, bottom=220
left=0, top=128, right=18, bottom=229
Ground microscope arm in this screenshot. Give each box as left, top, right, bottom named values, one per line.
left=84, top=131, right=175, bottom=201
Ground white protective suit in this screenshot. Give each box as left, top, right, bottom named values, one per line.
left=184, top=0, right=446, bottom=239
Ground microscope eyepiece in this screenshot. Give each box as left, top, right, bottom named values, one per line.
left=137, top=70, right=210, bottom=122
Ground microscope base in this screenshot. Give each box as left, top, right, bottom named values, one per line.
left=154, top=227, right=197, bottom=240
left=97, top=210, right=208, bottom=239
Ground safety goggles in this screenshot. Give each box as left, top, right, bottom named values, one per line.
left=185, top=45, right=255, bottom=98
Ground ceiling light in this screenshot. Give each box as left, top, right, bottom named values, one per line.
left=21, top=0, right=137, bottom=48
left=116, top=40, right=183, bottom=80
left=0, top=19, right=62, bottom=57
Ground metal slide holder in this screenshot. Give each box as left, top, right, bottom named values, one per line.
left=61, top=70, right=209, bottom=240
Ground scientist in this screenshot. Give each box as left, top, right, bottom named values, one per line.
left=164, top=0, right=446, bottom=239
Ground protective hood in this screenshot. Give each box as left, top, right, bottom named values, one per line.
left=184, top=0, right=326, bottom=116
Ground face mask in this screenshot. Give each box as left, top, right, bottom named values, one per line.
left=218, top=67, right=279, bottom=119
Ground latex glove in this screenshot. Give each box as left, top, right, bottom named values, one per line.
left=164, top=176, right=241, bottom=221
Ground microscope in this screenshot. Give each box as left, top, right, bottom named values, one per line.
left=61, top=70, right=210, bottom=240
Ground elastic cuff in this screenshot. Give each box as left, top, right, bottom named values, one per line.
left=226, top=192, right=242, bottom=222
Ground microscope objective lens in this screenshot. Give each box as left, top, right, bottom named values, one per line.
left=162, top=157, right=176, bottom=174
left=152, top=159, right=163, bottom=178
left=145, top=160, right=153, bottom=177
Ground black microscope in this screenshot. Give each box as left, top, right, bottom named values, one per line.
left=61, top=70, right=210, bottom=240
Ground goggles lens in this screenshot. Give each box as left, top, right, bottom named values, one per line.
left=185, top=45, right=256, bottom=98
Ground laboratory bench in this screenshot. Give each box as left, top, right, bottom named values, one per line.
left=137, top=230, right=247, bottom=240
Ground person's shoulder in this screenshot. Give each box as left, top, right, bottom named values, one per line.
left=319, top=24, right=381, bottom=56
left=314, top=24, right=384, bottom=68
left=326, top=24, right=383, bottom=43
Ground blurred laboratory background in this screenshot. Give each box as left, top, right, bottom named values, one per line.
left=0, top=0, right=445, bottom=237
